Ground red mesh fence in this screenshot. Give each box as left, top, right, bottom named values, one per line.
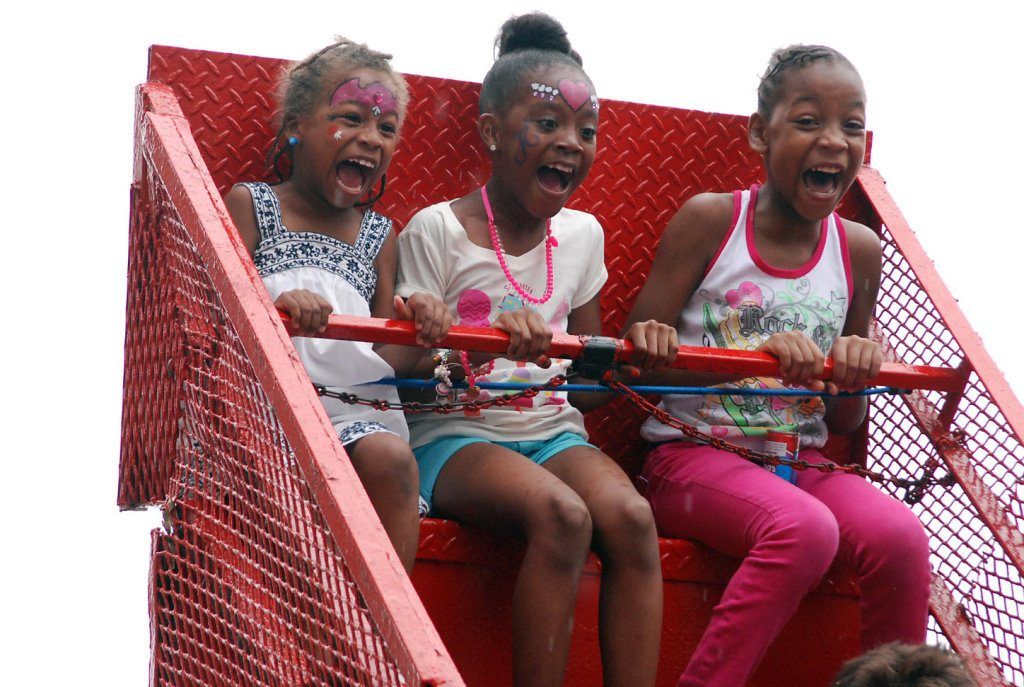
left=119, top=45, right=1024, bottom=686
left=121, top=82, right=460, bottom=685
left=856, top=169, right=1024, bottom=685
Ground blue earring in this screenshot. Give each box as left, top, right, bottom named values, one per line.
left=287, top=136, right=299, bottom=147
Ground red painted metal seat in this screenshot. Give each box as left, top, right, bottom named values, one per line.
left=414, top=518, right=859, bottom=687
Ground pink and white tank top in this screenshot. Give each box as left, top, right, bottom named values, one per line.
left=640, top=185, right=853, bottom=448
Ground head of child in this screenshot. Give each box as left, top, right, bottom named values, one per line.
left=478, top=13, right=599, bottom=220
left=748, top=45, right=866, bottom=222
left=832, top=643, right=976, bottom=687
left=270, top=38, right=410, bottom=210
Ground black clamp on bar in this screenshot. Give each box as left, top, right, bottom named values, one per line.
left=574, top=336, right=620, bottom=382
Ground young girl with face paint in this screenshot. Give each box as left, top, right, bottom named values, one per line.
left=397, top=13, right=675, bottom=687
left=624, top=46, right=931, bottom=687
left=223, top=37, right=452, bottom=573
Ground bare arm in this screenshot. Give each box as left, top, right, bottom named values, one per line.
left=224, top=185, right=333, bottom=336
left=223, top=185, right=261, bottom=257
left=623, top=192, right=747, bottom=387
left=372, top=230, right=452, bottom=374
left=824, top=220, right=883, bottom=435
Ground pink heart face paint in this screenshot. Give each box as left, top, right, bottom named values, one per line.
left=530, top=79, right=599, bottom=112
left=557, top=79, right=594, bottom=112
left=330, top=77, right=398, bottom=118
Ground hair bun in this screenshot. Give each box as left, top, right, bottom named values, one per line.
left=496, top=13, right=581, bottom=64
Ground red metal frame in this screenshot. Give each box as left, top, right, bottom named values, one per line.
left=129, top=81, right=461, bottom=686
left=120, top=44, right=1024, bottom=687
left=858, top=168, right=1024, bottom=441
left=858, top=169, right=1024, bottom=684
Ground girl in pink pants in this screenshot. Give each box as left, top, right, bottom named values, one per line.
left=642, top=443, right=930, bottom=686
left=624, top=45, right=931, bottom=686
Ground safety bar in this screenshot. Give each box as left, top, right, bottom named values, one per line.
left=282, top=313, right=965, bottom=393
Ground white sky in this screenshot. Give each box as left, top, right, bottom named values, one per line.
left=3, top=1, right=1021, bottom=684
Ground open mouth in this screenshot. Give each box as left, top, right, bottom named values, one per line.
left=536, top=164, right=575, bottom=194
left=801, top=166, right=842, bottom=196
left=336, top=158, right=374, bottom=193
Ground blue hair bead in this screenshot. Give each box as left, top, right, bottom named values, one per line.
left=287, top=136, right=299, bottom=147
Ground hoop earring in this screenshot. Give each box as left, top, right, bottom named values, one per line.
left=355, top=174, right=387, bottom=209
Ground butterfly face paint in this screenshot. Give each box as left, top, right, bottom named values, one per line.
left=330, top=77, right=398, bottom=118
left=530, top=79, right=599, bottom=112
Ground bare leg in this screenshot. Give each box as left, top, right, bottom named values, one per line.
left=346, top=432, right=421, bottom=573
left=432, top=443, right=593, bottom=687
left=546, top=446, right=663, bottom=687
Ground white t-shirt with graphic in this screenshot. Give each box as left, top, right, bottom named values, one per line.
left=397, top=201, right=608, bottom=448
left=640, top=185, right=853, bottom=448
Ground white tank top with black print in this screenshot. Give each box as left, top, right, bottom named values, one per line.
left=243, top=182, right=408, bottom=445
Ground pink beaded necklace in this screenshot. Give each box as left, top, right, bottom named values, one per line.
left=480, top=185, right=557, bottom=306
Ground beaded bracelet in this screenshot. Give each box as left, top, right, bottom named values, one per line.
left=432, top=349, right=456, bottom=400
left=460, top=349, right=495, bottom=393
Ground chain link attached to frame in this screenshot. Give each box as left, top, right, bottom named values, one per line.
left=314, top=366, right=953, bottom=502
left=314, top=375, right=569, bottom=415
left=602, top=378, right=955, bottom=501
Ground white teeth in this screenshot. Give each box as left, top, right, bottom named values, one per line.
left=548, top=164, right=575, bottom=174
left=345, top=159, right=375, bottom=169
left=810, top=166, right=841, bottom=173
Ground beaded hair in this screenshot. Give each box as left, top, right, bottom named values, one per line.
left=757, top=45, right=857, bottom=117
left=832, top=643, right=976, bottom=687
left=479, top=12, right=588, bottom=115
left=268, top=37, right=410, bottom=179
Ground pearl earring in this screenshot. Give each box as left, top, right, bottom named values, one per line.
left=489, top=144, right=497, bottom=152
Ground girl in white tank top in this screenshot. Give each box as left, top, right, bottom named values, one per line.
left=641, top=183, right=853, bottom=448
left=623, top=46, right=931, bottom=687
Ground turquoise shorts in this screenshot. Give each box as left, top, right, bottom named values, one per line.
left=414, top=432, right=594, bottom=513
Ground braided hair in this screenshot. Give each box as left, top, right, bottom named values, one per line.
left=480, top=13, right=588, bottom=115
left=757, top=45, right=857, bottom=117
left=268, top=37, right=410, bottom=180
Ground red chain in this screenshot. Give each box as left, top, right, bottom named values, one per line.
left=315, top=374, right=951, bottom=501
left=603, top=379, right=952, bottom=497
left=314, top=375, right=568, bottom=415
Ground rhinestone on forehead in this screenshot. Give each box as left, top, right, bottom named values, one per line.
left=330, top=77, right=398, bottom=117
left=531, top=82, right=561, bottom=103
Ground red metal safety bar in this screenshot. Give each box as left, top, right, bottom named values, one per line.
left=299, top=314, right=965, bottom=393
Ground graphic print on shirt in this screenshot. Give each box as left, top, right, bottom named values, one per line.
left=457, top=289, right=492, bottom=327
left=454, top=286, right=566, bottom=412
left=697, top=278, right=847, bottom=439
left=498, top=292, right=526, bottom=314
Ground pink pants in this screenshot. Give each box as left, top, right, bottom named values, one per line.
left=641, top=441, right=931, bottom=687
